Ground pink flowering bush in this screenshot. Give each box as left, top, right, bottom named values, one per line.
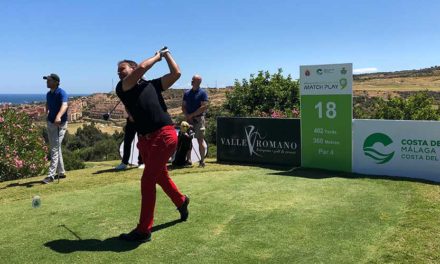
left=254, top=107, right=301, bottom=119
left=0, top=109, right=47, bottom=181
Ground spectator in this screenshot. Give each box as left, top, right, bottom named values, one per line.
left=182, top=75, right=208, bottom=167
left=42, top=73, right=68, bottom=184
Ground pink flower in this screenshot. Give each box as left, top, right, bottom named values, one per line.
left=14, top=157, right=23, bottom=169
left=291, top=108, right=300, bottom=117
left=0, top=116, right=4, bottom=123
left=270, top=109, right=284, bottom=118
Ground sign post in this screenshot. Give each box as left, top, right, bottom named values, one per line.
left=300, top=63, right=353, bottom=172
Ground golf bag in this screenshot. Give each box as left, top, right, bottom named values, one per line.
left=172, top=129, right=194, bottom=166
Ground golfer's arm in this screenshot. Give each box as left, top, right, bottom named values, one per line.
left=122, top=53, right=162, bottom=92
left=56, top=103, right=68, bottom=120
left=161, top=52, right=181, bottom=91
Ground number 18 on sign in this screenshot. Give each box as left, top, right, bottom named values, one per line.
left=300, top=63, right=352, bottom=172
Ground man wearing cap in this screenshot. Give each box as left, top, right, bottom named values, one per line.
left=116, top=48, right=189, bottom=243
left=182, top=75, right=208, bottom=167
left=42, top=73, right=69, bottom=184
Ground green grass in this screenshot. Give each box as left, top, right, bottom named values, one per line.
left=0, top=160, right=439, bottom=263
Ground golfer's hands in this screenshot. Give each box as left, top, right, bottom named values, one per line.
left=154, top=51, right=162, bottom=62
left=54, top=117, right=62, bottom=126
left=159, top=47, right=170, bottom=58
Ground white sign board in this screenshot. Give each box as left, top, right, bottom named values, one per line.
left=300, top=63, right=353, bottom=95
left=353, top=119, right=440, bottom=182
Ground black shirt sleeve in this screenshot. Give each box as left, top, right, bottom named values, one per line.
left=151, top=78, right=163, bottom=92
left=115, top=81, right=123, bottom=98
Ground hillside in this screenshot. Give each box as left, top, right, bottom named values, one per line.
left=163, top=88, right=231, bottom=117
left=163, top=66, right=440, bottom=117
left=353, top=66, right=440, bottom=98
left=86, top=66, right=440, bottom=122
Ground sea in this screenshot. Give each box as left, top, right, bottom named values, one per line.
left=0, top=94, right=89, bottom=105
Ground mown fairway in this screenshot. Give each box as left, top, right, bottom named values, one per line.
left=0, top=161, right=439, bottom=263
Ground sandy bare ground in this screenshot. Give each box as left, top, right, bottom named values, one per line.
left=354, top=76, right=440, bottom=98
left=67, top=122, right=123, bottom=135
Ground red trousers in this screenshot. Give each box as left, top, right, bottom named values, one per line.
left=136, top=125, right=185, bottom=233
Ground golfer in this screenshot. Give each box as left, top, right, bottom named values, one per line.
left=116, top=48, right=189, bottom=242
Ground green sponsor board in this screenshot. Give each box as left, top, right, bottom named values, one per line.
left=300, top=63, right=353, bottom=172
left=300, top=95, right=352, bottom=171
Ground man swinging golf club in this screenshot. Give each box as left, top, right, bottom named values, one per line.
left=115, top=47, right=189, bottom=242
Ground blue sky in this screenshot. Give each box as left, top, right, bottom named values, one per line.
left=1, top=0, right=439, bottom=94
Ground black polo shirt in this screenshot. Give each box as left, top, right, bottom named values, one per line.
left=116, top=78, right=173, bottom=135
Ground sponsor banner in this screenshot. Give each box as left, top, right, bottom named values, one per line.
left=300, top=64, right=352, bottom=95
left=353, top=119, right=440, bottom=182
left=217, top=117, right=301, bottom=166
left=300, top=63, right=353, bottom=172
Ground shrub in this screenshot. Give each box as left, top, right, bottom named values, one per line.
left=62, top=148, right=85, bottom=171
left=66, top=123, right=107, bottom=151
left=354, top=91, right=440, bottom=120
left=207, top=144, right=216, bottom=158
left=224, top=69, right=300, bottom=117
left=0, top=109, right=48, bottom=181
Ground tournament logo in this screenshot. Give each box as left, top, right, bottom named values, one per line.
left=340, top=67, right=347, bottom=75
left=305, top=70, right=310, bottom=76
left=339, top=78, right=348, bottom=89
left=363, top=133, right=395, bottom=164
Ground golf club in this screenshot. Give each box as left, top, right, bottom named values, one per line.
left=56, top=126, right=61, bottom=184
left=103, top=100, right=121, bottom=121
left=159, top=46, right=168, bottom=56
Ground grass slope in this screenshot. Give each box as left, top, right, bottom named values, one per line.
left=0, top=161, right=439, bottom=263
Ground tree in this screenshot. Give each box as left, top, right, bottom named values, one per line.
left=67, top=123, right=107, bottom=151
left=224, top=69, right=300, bottom=117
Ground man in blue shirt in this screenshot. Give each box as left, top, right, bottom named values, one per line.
left=182, top=75, right=209, bottom=167
left=42, top=73, right=69, bottom=184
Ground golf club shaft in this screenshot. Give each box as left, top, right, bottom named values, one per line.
left=108, top=100, right=121, bottom=115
